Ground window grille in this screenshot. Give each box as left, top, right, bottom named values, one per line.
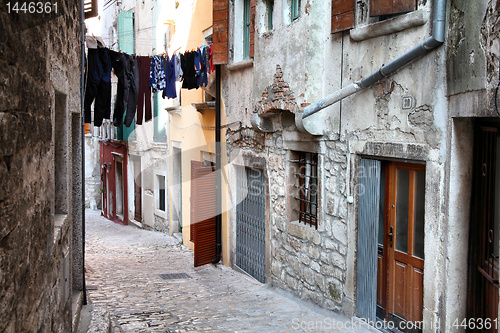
left=292, top=152, right=318, bottom=228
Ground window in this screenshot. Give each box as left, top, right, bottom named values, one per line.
left=157, top=174, right=166, bottom=212
left=291, top=151, right=318, bottom=228
left=243, top=0, right=251, bottom=59
left=267, top=0, right=274, bottom=30
left=54, top=92, right=68, bottom=215
left=291, top=0, right=300, bottom=21
left=117, top=11, right=136, bottom=141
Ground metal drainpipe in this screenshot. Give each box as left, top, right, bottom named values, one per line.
left=212, top=64, right=222, bottom=264
left=303, top=0, right=447, bottom=119
left=80, top=0, right=87, bottom=305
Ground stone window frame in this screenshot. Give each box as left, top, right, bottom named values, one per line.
left=289, top=150, right=319, bottom=229
left=154, top=169, right=167, bottom=218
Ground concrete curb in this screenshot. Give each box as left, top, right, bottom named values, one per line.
left=77, top=303, right=112, bottom=333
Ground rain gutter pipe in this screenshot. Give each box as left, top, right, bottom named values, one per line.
left=302, top=0, right=447, bottom=119
left=80, top=0, right=87, bottom=305
left=212, top=64, right=222, bottom=264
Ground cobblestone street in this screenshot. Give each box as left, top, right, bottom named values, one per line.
left=84, top=210, right=371, bottom=332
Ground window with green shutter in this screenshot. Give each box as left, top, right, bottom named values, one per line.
left=117, top=11, right=135, bottom=141
left=118, top=11, right=134, bottom=54
left=291, top=0, right=300, bottom=21
left=267, top=0, right=274, bottom=30
left=243, top=0, right=250, bottom=59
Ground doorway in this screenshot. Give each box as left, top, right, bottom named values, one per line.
left=235, top=166, right=266, bottom=283
left=357, top=159, right=425, bottom=331
left=133, top=158, right=142, bottom=222
left=467, top=123, right=500, bottom=331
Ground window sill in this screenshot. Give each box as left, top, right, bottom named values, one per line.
left=151, top=142, right=168, bottom=149
left=155, top=209, right=167, bottom=219
left=350, top=8, right=429, bottom=42
left=287, top=220, right=321, bottom=240
left=227, top=58, right=254, bottom=72
left=54, top=213, right=69, bottom=244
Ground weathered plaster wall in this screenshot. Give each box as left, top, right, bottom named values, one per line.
left=224, top=0, right=496, bottom=329
left=0, top=0, right=83, bottom=331
left=447, top=0, right=500, bottom=118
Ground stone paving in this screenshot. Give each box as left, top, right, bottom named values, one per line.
left=84, top=209, right=372, bottom=333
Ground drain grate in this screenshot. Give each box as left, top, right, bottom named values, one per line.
left=159, top=273, right=192, bottom=280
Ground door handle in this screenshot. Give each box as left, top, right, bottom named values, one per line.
left=388, top=227, right=394, bottom=248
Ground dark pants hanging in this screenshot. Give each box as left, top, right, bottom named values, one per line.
left=84, top=48, right=111, bottom=126
left=110, top=51, right=138, bottom=128
left=136, top=56, right=152, bottom=125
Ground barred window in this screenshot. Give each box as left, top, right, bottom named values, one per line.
left=292, top=151, right=318, bottom=228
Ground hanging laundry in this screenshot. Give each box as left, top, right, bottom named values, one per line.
left=196, top=46, right=208, bottom=88
left=136, top=56, right=152, bottom=125
left=149, top=55, right=166, bottom=93
left=163, top=55, right=177, bottom=99
left=84, top=47, right=112, bottom=127
left=181, top=51, right=197, bottom=90
left=174, top=52, right=183, bottom=82
left=208, top=43, right=215, bottom=73
left=110, top=51, right=139, bottom=128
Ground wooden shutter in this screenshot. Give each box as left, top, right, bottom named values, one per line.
left=331, top=0, right=355, bottom=34
left=84, top=0, right=98, bottom=19
left=213, top=0, right=229, bottom=64
left=118, top=12, right=134, bottom=54
left=370, top=0, right=417, bottom=17
left=190, top=161, right=217, bottom=267
left=249, top=0, right=256, bottom=58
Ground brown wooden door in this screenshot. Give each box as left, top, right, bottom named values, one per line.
left=191, top=161, right=217, bottom=267
left=378, top=162, right=425, bottom=329
left=467, top=125, right=500, bottom=332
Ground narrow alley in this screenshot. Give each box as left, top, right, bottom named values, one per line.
left=82, top=209, right=371, bottom=332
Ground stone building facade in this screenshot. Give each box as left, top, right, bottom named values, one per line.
left=0, top=1, right=85, bottom=332
left=220, top=0, right=500, bottom=330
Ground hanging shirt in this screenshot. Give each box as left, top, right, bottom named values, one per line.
left=208, top=44, right=215, bottom=73
left=149, top=55, right=166, bottom=93
left=174, top=52, right=183, bottom=82
left=181, top=51, right=197, bottom=90
left=196, top=46, right=208, bottom=88
left=163, top=55, right=177, bottom=99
